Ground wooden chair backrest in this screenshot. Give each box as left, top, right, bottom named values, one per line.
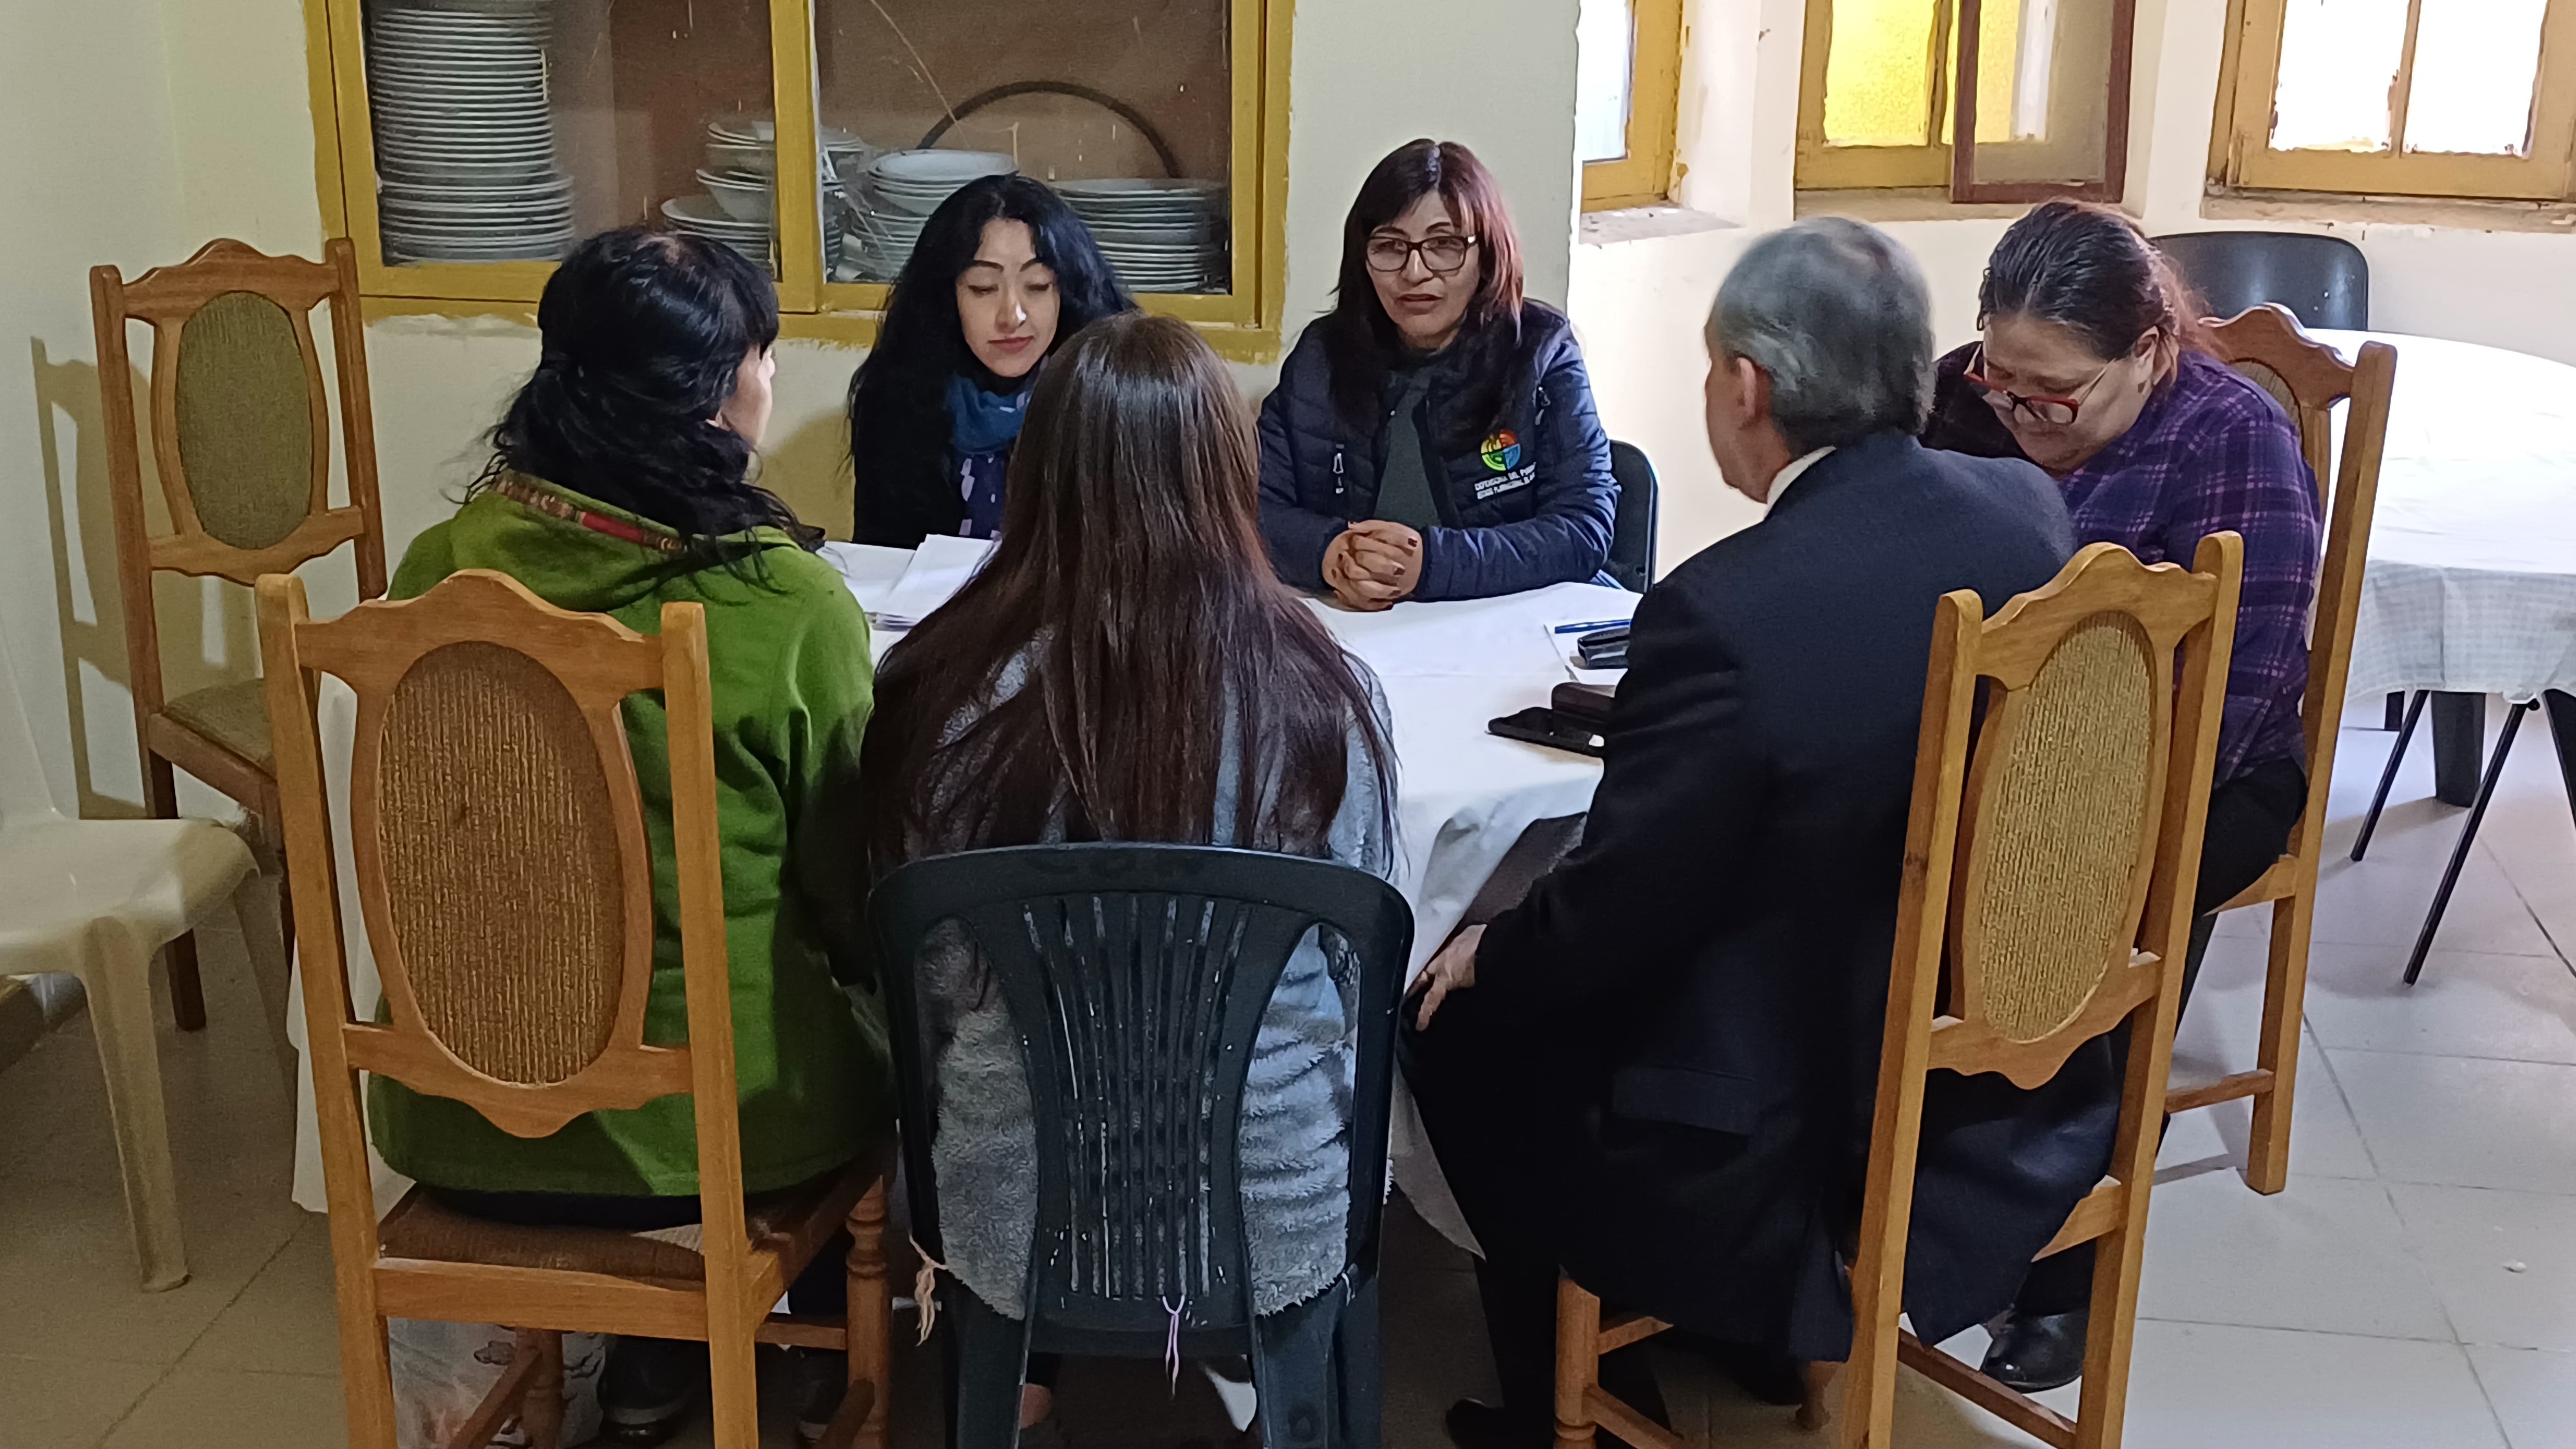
left=1931, top=539, right=2239, bottom=1083
left=93, top=239, right=388, bottom=716
left=260, top=569, right=752, bottom=1248
left=1841, top=536, right=2243, bottom=1446
left=2202, top=305, right=2398, bottom=865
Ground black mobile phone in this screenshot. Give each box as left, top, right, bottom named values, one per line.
left=1575, top=625, right=1631, bottom=669
left=1487, top=706, right=1607, bottom=758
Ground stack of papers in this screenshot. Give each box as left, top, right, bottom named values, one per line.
left=867, top=535, right=995, bottom=631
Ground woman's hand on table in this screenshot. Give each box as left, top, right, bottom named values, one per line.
left=1343, top=520, right=1425, bottom=598
left=1323, top=529, right=1406, bottom=611
left=1411, top=922, right=1485, bottom=1030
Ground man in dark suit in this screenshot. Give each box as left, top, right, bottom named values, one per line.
left=1405, top=218, right=2120, bottom=1448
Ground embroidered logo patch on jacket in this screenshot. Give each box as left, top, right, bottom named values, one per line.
left=1481, top=430, right=1523, bottom=471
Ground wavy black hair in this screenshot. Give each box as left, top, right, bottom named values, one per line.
left=475, top=229, right=813, bottom=571
left=844, top=173, right=1134, bottom=547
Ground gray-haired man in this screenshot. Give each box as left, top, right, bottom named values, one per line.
left=1405, top=219, right=2117, bottom=1447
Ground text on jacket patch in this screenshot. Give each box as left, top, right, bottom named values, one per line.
left=1474, top=462, right=1538, bottom=501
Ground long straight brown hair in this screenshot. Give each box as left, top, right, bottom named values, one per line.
left=862, top=312, right=1394, bottom=867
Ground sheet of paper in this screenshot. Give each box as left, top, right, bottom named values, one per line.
left=868, top=535, right=995, bottom=630
left=1310, top=582, right=1636, bottom=679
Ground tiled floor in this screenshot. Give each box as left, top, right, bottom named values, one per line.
left=5, top=704, right=2575, bottom=1447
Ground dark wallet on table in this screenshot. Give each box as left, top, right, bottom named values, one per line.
left=1486, top=682, right=1618, bottom=758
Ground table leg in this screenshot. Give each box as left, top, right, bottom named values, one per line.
left=2384, top=692, right=2407, bottom=732
left=2545, top=690, right=2576, bottom=835
left=2407, top=701, right=2534, bottom=985
left=2430, top=692, right=2487, bottom=808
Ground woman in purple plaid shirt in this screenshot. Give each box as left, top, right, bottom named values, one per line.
left=1922, top=200, right=2322, bottom=1393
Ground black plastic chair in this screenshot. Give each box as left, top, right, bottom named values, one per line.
left=2152, top=231, right=2371, bottom=332
left=871, top=843, right=1416, bottom=1448
left=1607, top=440, right=1660, bottom=594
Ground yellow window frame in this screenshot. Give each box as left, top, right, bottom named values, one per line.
left=301, top=0, right=1294, bottom=360
left=1796, top=0, right=1955, bottom=190
left=1582, top=0, right=1687, bottom=210
left=2213, top=0, right=2576, bottom=202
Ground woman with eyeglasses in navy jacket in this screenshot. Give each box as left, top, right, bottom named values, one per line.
left=1258, top=138, right=1618, bottom=609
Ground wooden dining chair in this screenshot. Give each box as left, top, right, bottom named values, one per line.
left=1553, top=535, right=2243, bottom=1449
left=2158, top=305, right=2396, bottom=1195
left=91, top=236, right=388, bottom=1032
left=258, top=568, right=892, bottom=1449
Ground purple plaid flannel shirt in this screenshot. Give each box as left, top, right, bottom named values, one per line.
left=1927, top=348, right=2320, bottom=784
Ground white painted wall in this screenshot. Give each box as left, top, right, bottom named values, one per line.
left=1571, top=0, right=2576, bottom=575
left=0, top=0, right=1582, bottom=812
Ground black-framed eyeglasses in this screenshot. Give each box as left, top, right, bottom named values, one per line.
left=1365, top=233, right=1480, bottom=275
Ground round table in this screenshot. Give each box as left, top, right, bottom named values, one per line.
left=826, top=543, right=1636, bottom=1245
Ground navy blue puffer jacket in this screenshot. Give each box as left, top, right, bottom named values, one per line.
left=1257, top=302, right=1617, bottom=600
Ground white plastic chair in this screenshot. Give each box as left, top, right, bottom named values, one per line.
left=0, top=627, right=289, bottom=1290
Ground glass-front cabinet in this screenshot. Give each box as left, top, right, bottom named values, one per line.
left=313, top=0, right=1287, bottom=349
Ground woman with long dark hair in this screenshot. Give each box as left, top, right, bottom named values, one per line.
left=1258, top=138, right=1616, bottom=607
left=1922, top=199, right=2321, bottom=1395
left=845, top=173, right=1133, bottom=545
left=863, top=312, right=1396, bottom=1443
left=380, top=229, right=886, bottom=1445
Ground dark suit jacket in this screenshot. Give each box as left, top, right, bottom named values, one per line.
left=1412, top=431, right=2119, bottom=1361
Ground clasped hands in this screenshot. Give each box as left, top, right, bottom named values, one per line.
left=1321, top=520, right=1424, bottom=611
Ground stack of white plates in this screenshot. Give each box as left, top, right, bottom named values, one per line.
left=661, top=194, right=775, bottom=269
left=666, top=115, right=858, bottom=277
left=366, top=1, right=575, bottom=263
left=1059, top=178, right=1228, bottom=294
left=844, top=150, right=1016, bottom=281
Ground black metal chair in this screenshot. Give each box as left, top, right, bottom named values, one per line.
left=871, top=843, right=1415, bottom=1448
left=2152, top=231, right=2371, bottom=332
left=1606, top=440, right=1660, bottom=594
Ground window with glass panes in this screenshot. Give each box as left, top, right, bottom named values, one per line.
left=2213, top=0, right=2576, bottom=200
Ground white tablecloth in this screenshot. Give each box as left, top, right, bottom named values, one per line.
left=825, top=543, right=1633, bottom=1245
left=291, top=547, right=1629, bottom=1239
left=2318, top=330, right=2576, bottom=704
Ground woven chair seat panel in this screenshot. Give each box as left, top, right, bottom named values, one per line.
left=1967, top=614, right=2156, bottom=1043
left=378, top=640, right=625, bottom=1084
left=376, top=1163, right=869, bottom=1282
left=160, top=678, right=274, bottom=770
left=174, top=290, right=316, bottom=552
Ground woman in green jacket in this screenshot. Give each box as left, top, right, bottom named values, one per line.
left=375, top=228, right=887, bottom=1445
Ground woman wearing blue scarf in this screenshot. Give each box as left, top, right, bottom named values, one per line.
left=848, top=175, right=1134, bottom=545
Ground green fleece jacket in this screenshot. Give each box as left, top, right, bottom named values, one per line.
left=368, top=478, right=889, bottom=1196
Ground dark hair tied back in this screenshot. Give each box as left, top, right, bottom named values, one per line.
left=1978, top=200, right=2212, bottom=365
left=478, top=228, right=815, bottom=571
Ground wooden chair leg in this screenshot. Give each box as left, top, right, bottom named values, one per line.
left=138, top=753, right=205, bottom=1032
left=2071, top=1218, right=2149, bottom=1449
left=706, top=1318, right=762, bottom=1449
left=846, top=1176, right=892, bottom=1449
left=1553, top=1276, right=1600, bottom=1449
left=2245, top=887, right=2315, bottom=1195
left=524, top=1330, right=565, bottom=1449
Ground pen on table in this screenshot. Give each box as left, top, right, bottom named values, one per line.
left=1552, top=618, right=1632, bottom=635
